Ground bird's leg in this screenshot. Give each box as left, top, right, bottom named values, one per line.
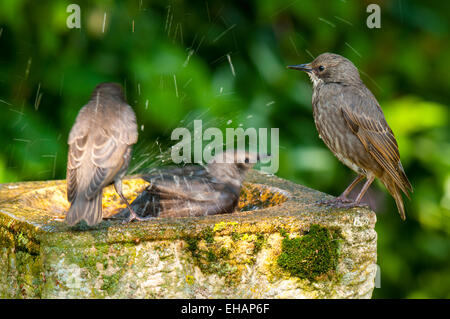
left=318, top=175, right=374, bottom=209
left=353, top=175, right=375, bottom=204
left=317, top=175, right=364, bottom=205
left=336, top=175, right=365, bottom=201
left=114, top=179, right=153, bottom=223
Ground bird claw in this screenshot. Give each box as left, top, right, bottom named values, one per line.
left=104, top=208, right=154, bottom=223
left=123, top=211, right=154, bottom=223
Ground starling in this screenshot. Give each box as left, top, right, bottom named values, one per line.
left=113, top=150, right=260, bottom=218
left=288, top=53, right=412, bottom=220
left=66, top=82, right=150, bottom=226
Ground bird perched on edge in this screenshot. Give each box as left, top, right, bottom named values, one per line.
left=113, top=150, right=260, bottom=219
left=288, top=53, right=412, bottom=220
left=66, top=82, right=151, bottom=226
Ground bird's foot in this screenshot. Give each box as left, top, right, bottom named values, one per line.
left=104, top=208, right=154, bottom=222
left=316, top=196, right=369, bottom=209
left=123, top=210, right=154, bottom=223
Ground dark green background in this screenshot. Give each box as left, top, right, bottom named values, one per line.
left=0, top=0, right=448, bottom=298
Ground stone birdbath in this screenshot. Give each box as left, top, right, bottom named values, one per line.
left=0, top=170, right=377, bottom=298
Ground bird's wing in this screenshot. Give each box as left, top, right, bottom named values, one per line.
left=106, top=102, right=138, bottom=145
left=147, top=181, right=237, bottom=217
left=84, top=127, right=129, bottom=199
left=340, top=87, right=412, bottom=195
left=145, top=170, right=219, bottom=202
left=67, top=134, right=88, bottom=203
left=67, top=104, right=94, bottom=203
left=158, top=194, right=236, bottom=217
left=126, top=167, right=239, bottom=217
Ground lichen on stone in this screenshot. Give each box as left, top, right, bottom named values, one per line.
left=253, top=234, right=265, bottom=254
left=183, top=224, right=268, bottom=285
left=239, top=183, right=288, bottom=211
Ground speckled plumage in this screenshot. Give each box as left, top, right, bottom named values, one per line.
left=289, top=53, right=412, bottom=219
left=116, top=150, right=257, bottom=218
left=66, top=82, right=140, bottom=226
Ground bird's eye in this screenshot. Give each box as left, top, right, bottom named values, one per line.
left=318, top=65, right=325, bottom=72
left=245, top=157, right=250, bottom=164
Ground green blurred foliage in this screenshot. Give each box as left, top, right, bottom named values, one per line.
left=0, top=0, right=449, bottom=298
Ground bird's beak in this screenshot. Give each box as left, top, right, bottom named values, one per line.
left=287, top=63, right=312, bottom=73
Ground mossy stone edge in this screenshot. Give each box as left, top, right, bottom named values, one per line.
left=0, top=170, right=377, bottom=298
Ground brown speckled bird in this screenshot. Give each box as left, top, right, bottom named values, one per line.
left=114, top=150, right=259, bottom=219
left=66, top=82, right=150, bottom=226
left=288, top=53, right=412, bottom=219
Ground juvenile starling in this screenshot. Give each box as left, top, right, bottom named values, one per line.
left=66, top=82, right=149, bottom=226
left=114, top=150, right=260, bottom=218
left=288, top=53, right=412, bottom=219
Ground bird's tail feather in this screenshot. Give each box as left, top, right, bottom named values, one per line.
left=382, top=177, right=406, bottom=220
left=65, top=191, right=103, bottom=226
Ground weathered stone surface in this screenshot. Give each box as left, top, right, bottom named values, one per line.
left=0, top=170, right=377, bottom=298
